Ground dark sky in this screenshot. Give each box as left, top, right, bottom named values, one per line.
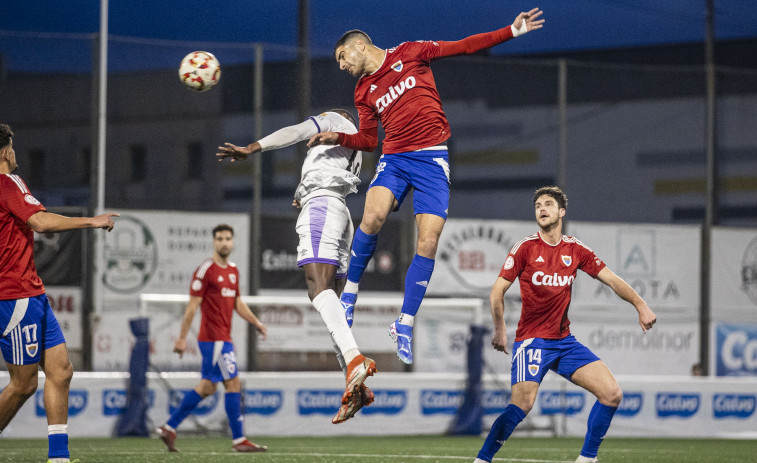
left=1, top=0, right=756, bottom=71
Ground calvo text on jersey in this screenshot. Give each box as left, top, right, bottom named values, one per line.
left=375, top=76, right=417, bottom=114
left=531, top=271, right=576, bottom=287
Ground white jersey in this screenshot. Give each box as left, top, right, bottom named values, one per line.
left=258, top=111, right=362, bottom=204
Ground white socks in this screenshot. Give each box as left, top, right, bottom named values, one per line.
left=398, top=313, right=415, bottom=327
left=313, top=290, right=359, bottom=362
left=343, top=280, right=359, bottom=295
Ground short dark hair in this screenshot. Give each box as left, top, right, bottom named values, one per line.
left=533, top=186, right=568, bottom=210
left=334, top=29, right=373, bottom=56
left=0, top=124, right=14, bottom=150
left=212, top=224, right=234, bottom=237
left=328, top=108, right=357, bottom=128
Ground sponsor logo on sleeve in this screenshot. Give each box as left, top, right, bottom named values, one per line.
left=191, top=279, right=202, bottom=291
left=713, top=394, right=756, bottom=419
left=615, top=392, right=643, bottom=417
left=539, top=391, right=585, bottom=415
left=24, top=194, right=41, bottom=206
left=169, top=390, right=218, bottom=416
left=243, top=390, right=283, bottom=415
left=656, top=393, right=700, bottom=418
left=420, top=390, right=464, bottom=415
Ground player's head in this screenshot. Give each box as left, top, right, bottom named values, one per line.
left=533, top=186, right=567, bottom=230
left=0, top=123, right=17, bottom=173
left=334, top=29, right=373, bottom=77
left=212, top=224, right=234, bottom=258
left=328, top=108, right=357, bottom=128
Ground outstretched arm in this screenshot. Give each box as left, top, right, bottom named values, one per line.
left=490, top=276, right=514, bottom=354
left=27, top=211, right=118, bottom=233
left=596, top=267, right=657, bottom=333
left=218, top=119, right=320, bottom=162
left=436, top=8, right=544, bottom=57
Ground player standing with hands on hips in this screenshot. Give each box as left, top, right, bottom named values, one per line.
left=308, top=8, right=545, bottom=364
left=473, top=186, right=657, bottom=463
left=0, top=123, right=118, bottom=463
left=156, top=224, right=268, bottom=453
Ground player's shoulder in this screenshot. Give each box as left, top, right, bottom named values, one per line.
left=509, top=233, right=540, bottom=255
left=194, top=258, right=215, bottom=279
left=1, top=173, right=27, bottom=191
left=228, top=261, right=238, bottom=268
left=562, top=235, right=595, bottom=252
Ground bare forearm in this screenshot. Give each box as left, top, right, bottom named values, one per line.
left=29, top=213, right=95, bottom=233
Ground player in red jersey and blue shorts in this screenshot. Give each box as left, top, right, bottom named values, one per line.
left=0, top=123, right=118, bottom=463
left=308, top=8, right=545, bottom=365
left=473, top=187, right=657, bottom=463
left=155, top=224, right=268, bottom=454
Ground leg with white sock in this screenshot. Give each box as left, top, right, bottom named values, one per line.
left=570, top=360, right=623, bottom=462
left=40, top=344, right=74, bottom=462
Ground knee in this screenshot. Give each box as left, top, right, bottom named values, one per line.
left=361, top=212, right=386, bottom=234
left=416, top=233, right=441, bottom=258
left=601, top=385, right=623, bottom=408
left=49, top=361, right=74, bottom=386
left=10, top=376, right=38, bottom=400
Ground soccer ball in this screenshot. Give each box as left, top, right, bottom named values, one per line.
left=178, top=51, right=221, bottom=92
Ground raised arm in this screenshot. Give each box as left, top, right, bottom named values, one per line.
left=173, top=296, right=202, bottom=358
left=490, top=276, right=514, bottom=354
left=596, top=267, right=657, bottom=333
left=27, top=211, right=118, bottom=233
left=235, top=297, right=268, bottom=340
left=436, top=8, right=544, bottom=57
left=218, top=118, right=321, bottom=162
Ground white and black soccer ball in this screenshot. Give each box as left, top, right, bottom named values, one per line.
left=178, top=51, right=221, bottom=92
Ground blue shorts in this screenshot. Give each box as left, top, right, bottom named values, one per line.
left=0, top=294, right=66, bottom=365
left=370, top=148, right=450, bottom=220
left=198, top=341, right=239, bottom=383
left=510, top=335, right=600, bottom=386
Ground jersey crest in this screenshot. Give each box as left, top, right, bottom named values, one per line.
left=561, top=255, right=572, bottom=266
left=391, top=60, right=403, bottom=72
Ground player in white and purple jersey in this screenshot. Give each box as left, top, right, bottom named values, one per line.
left=218, top=109, right=376, bottom=424
left=0, top=123, right=117, bottom=463
left=473, top=186, right=657, bottom=463
left=308, top=8, right=545, bottom=366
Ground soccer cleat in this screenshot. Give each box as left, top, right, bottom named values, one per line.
left=575, top=456, right=598, bottom=463
left=342, top=355, right=377, bottom=404
left=232, top=439, right=268, bottom=452
left=155, top=425, right=180, bottom=452
left=389, top=320, right=414, bottom=364
left=340, top=292, right=357, bottom=328
left=332, top=384, right=375, bottom=424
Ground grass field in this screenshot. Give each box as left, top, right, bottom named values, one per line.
left=2, top=435, right=757, bottom=463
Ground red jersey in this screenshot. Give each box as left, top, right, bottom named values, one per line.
left=338, top=26, right=516, bottom=154
left=499, top=232, right=606, bottom=341
left=0, top=174, right=46, bottom=299
left=190, top=259, right=240, bottom=342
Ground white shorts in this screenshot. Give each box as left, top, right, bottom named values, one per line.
left=296, top=195, right=353, bottom=277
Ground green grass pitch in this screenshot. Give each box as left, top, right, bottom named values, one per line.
left=2, top=435, right=756, bottom=463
